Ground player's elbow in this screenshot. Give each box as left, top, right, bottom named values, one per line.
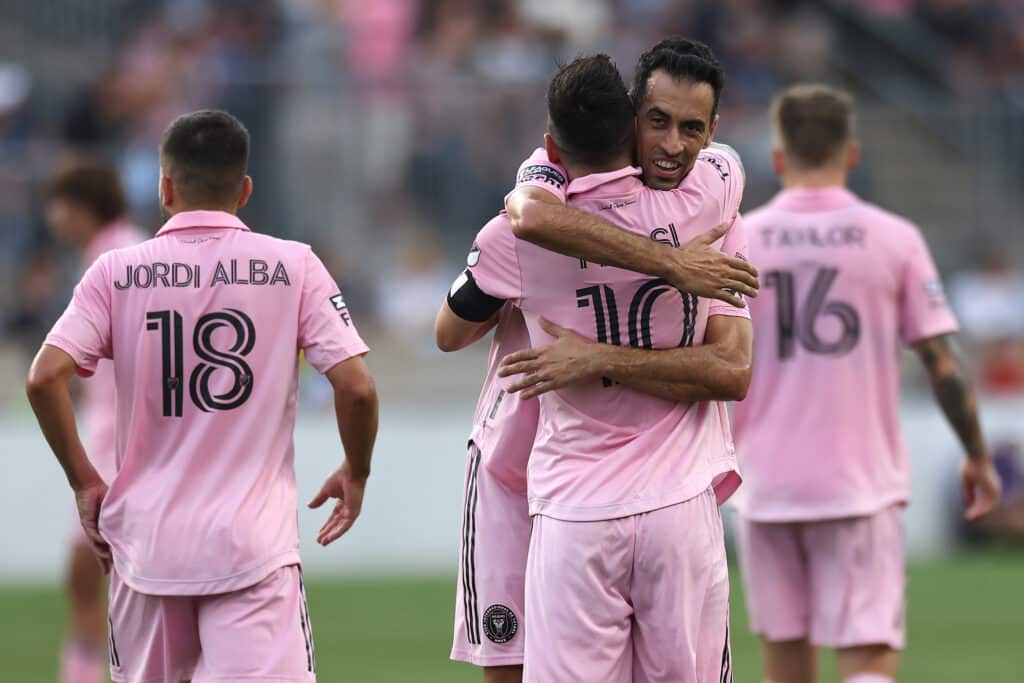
left=25, top=359, right=63, bottom=400
left=715, top=359, right=752, bottom=402
left=435, top=325, right=464, bottom=353
left=724, top=367, right=752, bottom=402
left=508, top=200, right=545, bottom=241
left=25, top=372, right=55, bottom=405
left=337, top=371, right=378, bottom=410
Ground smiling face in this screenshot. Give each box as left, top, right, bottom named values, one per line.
left=635, top=69, right=719, bottom=190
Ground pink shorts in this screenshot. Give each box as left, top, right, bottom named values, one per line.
left=524, top=489, right=732, bottom=683
left=108, top=564, right=317, bottom=682
left=451, top=443, right=531, bottom=667
left=734, top=505, right=906, bottom=650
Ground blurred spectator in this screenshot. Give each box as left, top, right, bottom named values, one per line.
left=950, top=252, right=1024, bottom=393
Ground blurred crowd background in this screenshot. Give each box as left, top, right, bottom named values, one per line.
left=1, top=0, right=1024, bottom=530
left=3, top=0, right=1024, bottom=392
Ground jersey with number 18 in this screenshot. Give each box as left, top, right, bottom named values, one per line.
left=45, top=210, right=368, bottom=595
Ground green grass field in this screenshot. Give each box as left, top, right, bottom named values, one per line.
left=3, top=549, right=1021, bottom=682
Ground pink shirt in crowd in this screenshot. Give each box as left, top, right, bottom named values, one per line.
left=46, top=210, right=368, bottom=595
left=467, top=156, right=749, bottom=521
left=80, top=221, right=147, bottom=483
left=731, top=187, right=959, bottom=522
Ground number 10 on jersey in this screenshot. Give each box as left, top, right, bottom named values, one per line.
left=146, top=309, right=256, bottom=416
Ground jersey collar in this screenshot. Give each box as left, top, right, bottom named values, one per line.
left=566, top=165, right=643, bottom=199
left=156, top=210, right=252, bottom=236
left=772, top=186, right=859, bottom=212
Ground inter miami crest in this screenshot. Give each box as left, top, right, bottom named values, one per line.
left=482, top=604, right=518, bottom=644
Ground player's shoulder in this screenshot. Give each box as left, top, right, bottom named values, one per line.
left=853, top=196, right=925, bottom=243
left=697, top=142, right=745, bottom=217
left=698, top=142, right=745, bottom=191
left=741, top=201, right=775, bottom=229
left=700, top=142, right=745, bottom=177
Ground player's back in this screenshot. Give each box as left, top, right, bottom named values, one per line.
left=510, top=165, right=747, bottom=520
left=50, top=210, right=367, bottom=594
left=732, top=187, right=958, bottom=521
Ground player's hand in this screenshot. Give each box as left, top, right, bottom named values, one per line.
left=499, top=318, right=601, bottom=399
left=666, top=224, right=758, bottom=307
left=75, top=482, right=111, bottom=574
left=308, top=460, right=368, bottom=546
left=961, top=457, right=1002, bottom=521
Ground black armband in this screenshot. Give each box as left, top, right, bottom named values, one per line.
left=447, top=269, right=505, bottom=322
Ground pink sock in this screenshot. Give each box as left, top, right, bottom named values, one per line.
left=843, top=674, right=895, bottom=683
left=60, top=640, right=106, bottom=683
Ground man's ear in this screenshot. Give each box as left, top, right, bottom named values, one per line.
left=845, top=141, right=861, bottom=173
left=237, top=176, right=253, bottom=210
left=772, top=147, right=786, bottom=178
left=543, top=133, right=561, bottom=164
left=160, top=175, right=175, bottom=210
left=705, top=113, right=720, bottom=148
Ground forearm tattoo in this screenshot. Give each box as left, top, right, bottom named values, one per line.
left=916, top=336, right=986, bottom=460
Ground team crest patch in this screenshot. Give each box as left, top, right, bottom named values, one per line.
left=482, top=604, right=518, bottom=644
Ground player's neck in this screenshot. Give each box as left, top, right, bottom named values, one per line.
left=781, top=168, right=847, bottom=190
left=564, top=156, right=633, bottom=182
left=166, top=204, right=239, bottom=217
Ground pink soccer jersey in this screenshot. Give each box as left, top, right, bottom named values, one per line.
left=731, top=187, right=959, bottom=521
left=79, top=221, right=147, bottom=483
left=45, top=210, right=368, bottom=595
left=459, top=148, right=574, bottom=489
left=466, top=164, right=749, bottom=521
left=467, top=303, right=539, bottom=492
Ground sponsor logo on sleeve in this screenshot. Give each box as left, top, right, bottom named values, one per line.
left=516, top=164, right=566, bottom=189
left=329, top=293, right=352, bottom=326
left=924, top=278, right=949, bottom=307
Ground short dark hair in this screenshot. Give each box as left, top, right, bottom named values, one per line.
left=48, top=160, right=126, bottom=224
left=159, top=110, right=249, bottom=206
left=631, top=38, right=725, bottom=118
left=772, top=84, right=854, bottom=168
left=547, top=54, right=634, bottom=168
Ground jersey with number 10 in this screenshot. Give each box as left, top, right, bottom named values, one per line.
left=467, top=162, right=749, bottom=522
left=45, top=210, right=368, bottom=595
left=730, top=187, right=958, bottom=521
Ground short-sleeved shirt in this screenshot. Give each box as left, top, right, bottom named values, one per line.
left=79, top=221, right=147, bottom=483
left=45, top=210, right=368, bottom=595
left=455, top=161, right=749, bottom=522
left=730, top=187, right=959, bottom=522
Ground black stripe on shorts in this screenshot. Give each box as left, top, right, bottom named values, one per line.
left=461, top=445, right=483, bottom=644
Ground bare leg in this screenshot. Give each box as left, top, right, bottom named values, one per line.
left=61, top=542, right=107, bottom=683
left=762, top=637, right=817, bottom=683
left=836, top=644, right=899, bottom=682
left=484, top=665, right=523, bottom=683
